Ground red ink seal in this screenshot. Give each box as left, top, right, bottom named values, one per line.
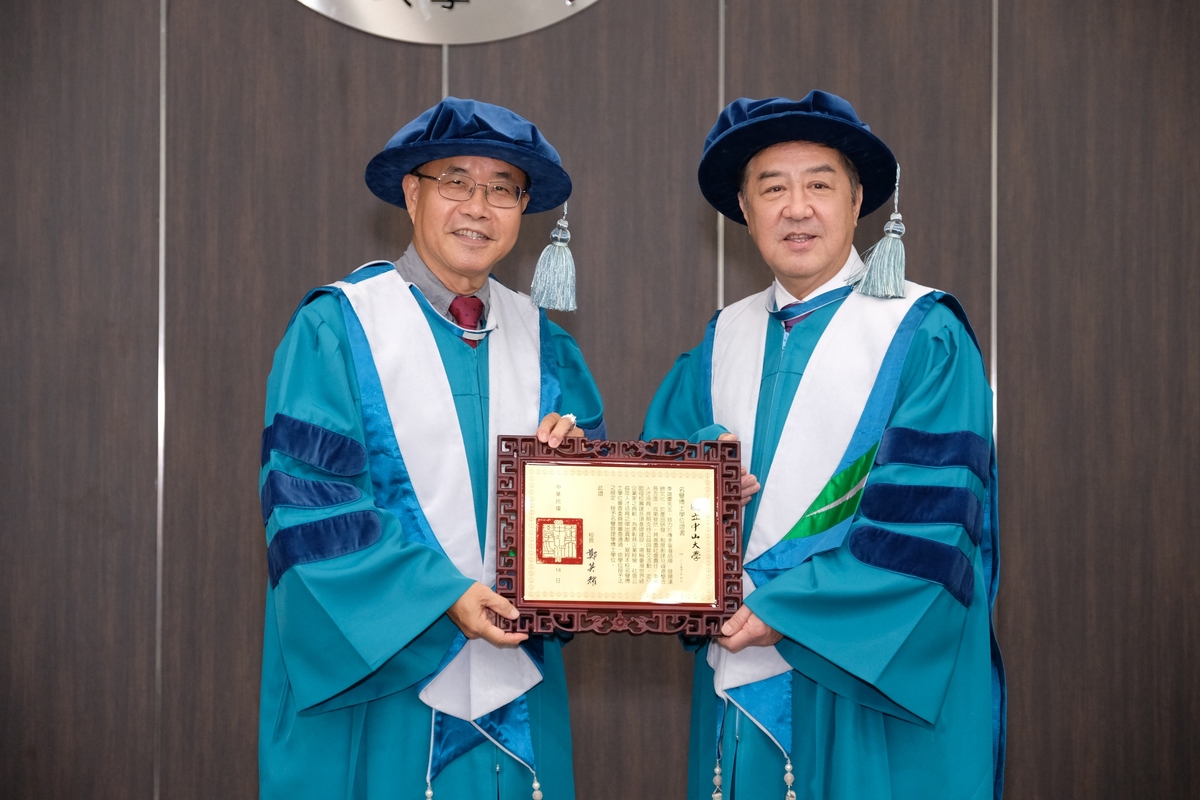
left=535, top=518, right=584, bottom=564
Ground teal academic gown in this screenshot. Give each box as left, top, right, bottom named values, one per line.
left=259, top=289, right=603, bottom=799
left=645, top=296, right=999, bottom=800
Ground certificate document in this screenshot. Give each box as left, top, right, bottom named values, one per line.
left=495, top=437, right=743, bottom=636
left=521, top=463, right=717, bottom=605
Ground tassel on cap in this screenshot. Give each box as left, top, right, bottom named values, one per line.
left=851, top=165, right=906, bottom=299
left=530, top=202, right=577, bottom=311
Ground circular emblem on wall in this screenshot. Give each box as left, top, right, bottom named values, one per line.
left=296, top=0, right=601, bottom=45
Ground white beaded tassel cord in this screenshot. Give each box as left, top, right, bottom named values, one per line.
left=784, top=758, right=796, bottom=800
left=712, top=761, right=723, bottom=800
left=424, top=706, right=436, bottom=799
left=532, top=774, right=543, bottom=800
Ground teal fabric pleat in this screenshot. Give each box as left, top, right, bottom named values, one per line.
left=261, top=469, right=363, bottom=524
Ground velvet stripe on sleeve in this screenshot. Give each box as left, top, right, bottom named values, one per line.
left=261, top=294, right=475, bottom=714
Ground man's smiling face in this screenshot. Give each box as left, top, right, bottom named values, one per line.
left=738, top=140, right=862, bottom=300
left=402, top=155, right=530, bottom=294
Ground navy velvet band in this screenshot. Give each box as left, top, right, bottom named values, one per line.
left=261, top=413, right=367, bottom=476
left=875, top=427, right=990, bottom=483
left=849, top=525, right=974, bottom=607
left=859, top=483, right=983, bottom=546
left=267, top=510, right=382, bottom=587
left=260, top=469, right=363, bottom=525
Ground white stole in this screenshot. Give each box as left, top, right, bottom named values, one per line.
left=708, top=250, right=932, bottom=695
left=336, top=267, right=544, bottom=721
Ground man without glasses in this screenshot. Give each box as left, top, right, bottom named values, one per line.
left=645, top=91, right=1005, bottom=800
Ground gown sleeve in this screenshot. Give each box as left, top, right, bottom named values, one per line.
left=744, top=302, right=994, bottom=727
left=546, top=320, right=605, bottom=436
left=260, top=293, right=475, bottom=713
left=642, top=344, right=729, bottom=443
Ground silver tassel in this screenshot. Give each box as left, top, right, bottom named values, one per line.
left=851, top=165, right=906, bottom=299
left=530, top=202, right=577, bottom=311
left=532, top=775, right=543, bottom=800
left=711, top=762, right=723, bottom=800
left=784, top=758, right=796, bottom=800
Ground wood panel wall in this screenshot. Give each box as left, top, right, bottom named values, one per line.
left=159, top=1, right=440, bottom=795
left=0, top=2, right=160, bottom=798
left=996, top=0, right=1200, bottom=796
left=3, top=0, right=1198, bottom=798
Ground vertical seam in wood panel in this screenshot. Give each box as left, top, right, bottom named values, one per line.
left=155, top=0, right=167, bottom=796
left=442, top=44, right=449, bottom=99
left=716, top=0, right=726, bottom=309
left=990, top=0, right=999, bottom=433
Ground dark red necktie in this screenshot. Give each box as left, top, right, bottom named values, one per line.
left=448, top=295, right=485, bottom=347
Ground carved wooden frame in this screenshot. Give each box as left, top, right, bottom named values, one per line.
left=495, top=436, right=743, bottom=635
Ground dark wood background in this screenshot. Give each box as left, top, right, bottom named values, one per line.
left=1, top=1, right=160, bottom=797
left=997, top=0, right=1200, bottom=796
left=2, top=0, right=1197, bottom=798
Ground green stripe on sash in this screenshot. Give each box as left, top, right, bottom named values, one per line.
left=781, top=443, right=879, bottom=541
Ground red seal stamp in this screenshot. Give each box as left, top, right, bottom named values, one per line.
left=535, top=518, right=584, bottom=565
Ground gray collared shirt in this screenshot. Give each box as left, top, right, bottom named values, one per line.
left=393, top=243, right=491, bottom=327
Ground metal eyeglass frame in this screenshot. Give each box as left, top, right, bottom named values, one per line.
left=411, top=170, right=528, bottom=209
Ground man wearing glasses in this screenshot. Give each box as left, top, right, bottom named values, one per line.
left=258, top=98, right=604, bottom=800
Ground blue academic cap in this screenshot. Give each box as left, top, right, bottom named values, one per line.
left=698, top=91, right=897, bottom=225
left=365, top=97, right=572, bottom=215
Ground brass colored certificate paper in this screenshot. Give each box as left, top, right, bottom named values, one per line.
left=522, top=464, right=717, bottom=605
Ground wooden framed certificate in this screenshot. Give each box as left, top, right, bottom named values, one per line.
left=495, top=437, right=743, bottom=635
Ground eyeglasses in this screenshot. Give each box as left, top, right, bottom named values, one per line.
left=412, top=171, right=527, bottom=209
